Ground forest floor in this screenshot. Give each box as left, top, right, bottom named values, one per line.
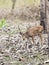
left=0, top=6, right=49, bottom=65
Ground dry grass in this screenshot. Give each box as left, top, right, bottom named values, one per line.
left=0, top=0, right=40, bottom=8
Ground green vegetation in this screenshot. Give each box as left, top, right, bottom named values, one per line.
left=0, top=19, right=6, bottom=28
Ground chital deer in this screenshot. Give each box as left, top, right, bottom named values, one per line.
left=19, top=25, right=43, bottom=45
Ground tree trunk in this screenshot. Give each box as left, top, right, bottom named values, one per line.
left=45, top=0, right=49, bottom=58
left=11, top=0, right=16, bottom=12
left=40, top=0, right=47, bottom=32
left=40, top=0, right=49, bottom=58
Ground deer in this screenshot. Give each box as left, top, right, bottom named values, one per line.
left=18, top=25, right=43, bottom=46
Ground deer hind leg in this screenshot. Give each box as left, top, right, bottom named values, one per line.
left=38, top=33, right=43, bottom=46
left=32, top=36, right=35, bottom=44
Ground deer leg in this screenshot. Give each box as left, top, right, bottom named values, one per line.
left=38, top=33, right=43, bottom=46
left=32, top=36, right=35, bottom=44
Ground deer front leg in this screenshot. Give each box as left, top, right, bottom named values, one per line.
left=32, top=36, right=35, bottom=44
left=38, top=33, right=43, bottom=46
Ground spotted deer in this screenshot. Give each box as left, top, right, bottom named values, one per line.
left=19, top=25, right=43, bottom=45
